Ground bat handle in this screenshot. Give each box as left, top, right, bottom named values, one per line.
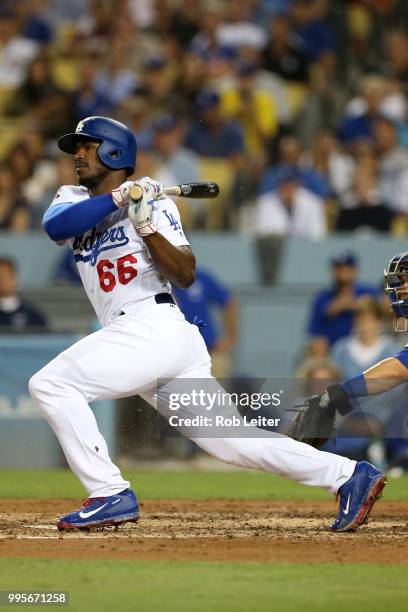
left=129, top=185, right=143, bottom=201
left=163, top=186, right=181, bottom=196
left=130, top=184, right=181, bottom=201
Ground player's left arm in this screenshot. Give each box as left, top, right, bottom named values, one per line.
left=128, top=177, right=195, bottom=288
left=143, top=234, right=195, bottom=288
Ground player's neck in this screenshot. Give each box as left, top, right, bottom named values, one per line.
left=89, top=173, right=126, bottom=197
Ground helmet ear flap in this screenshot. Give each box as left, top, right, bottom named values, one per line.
left=109, top=150, right=122, bottom=160
left=97, top=141, right=128, bottom=173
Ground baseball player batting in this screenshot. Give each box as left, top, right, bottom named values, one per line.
left=29, top=116, right=385, bottom=532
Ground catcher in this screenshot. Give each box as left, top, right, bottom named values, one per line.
left=290, top=251, right=408, bottom=449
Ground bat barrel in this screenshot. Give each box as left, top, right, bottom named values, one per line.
left=177, top=182, right=220, bottom=198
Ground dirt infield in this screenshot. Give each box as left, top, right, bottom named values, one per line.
left=0, top=499, right=407, bottom=563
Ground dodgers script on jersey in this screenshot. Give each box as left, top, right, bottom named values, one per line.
left=49, top=185, right=189, bottom=326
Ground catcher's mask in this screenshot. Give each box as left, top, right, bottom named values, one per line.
left=384, top=251, right=408, bottom=331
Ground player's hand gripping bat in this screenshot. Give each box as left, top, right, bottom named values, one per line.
left=129, top=181, right=220, bottom=202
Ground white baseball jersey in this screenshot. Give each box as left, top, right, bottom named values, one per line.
left=49, top=185, right=189, bottom=326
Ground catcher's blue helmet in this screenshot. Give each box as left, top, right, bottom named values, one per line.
left=384, top=251, right=408, bottom=322
left=58, top=116, right=137, bottom=176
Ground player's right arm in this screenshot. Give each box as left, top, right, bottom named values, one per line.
left=289, top=353, right=408, bottom=447
left=312, top=352, right=408, bottom=416
left=363, top=353, right=408, bottom=392
left=340, top=348, right=408, bottom=402
left=127, top=177, right=196, bottom=288
left=42, top=183, right=131, bottom=242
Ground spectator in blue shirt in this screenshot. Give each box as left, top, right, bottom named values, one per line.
left=307, top=251, right=379, bottom=357
left=71, top=59, right=113, bottom=121
left=260, top=162, right=330, bottom=200
left=259, top=136, right=330, bottom=200
left=184, top=90, right=244, bottom=160
left=173, top=268, right=238, bottom=378
left=338, top=76, right=386, bottom=146
left=21, top=10, right=53, bottom=44
left=262, top=13, right=311, bottom=84
left=291, top=0, right=335, bottom=63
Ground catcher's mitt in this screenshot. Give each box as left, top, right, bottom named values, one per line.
left=288, top=384, right=353, bottom=449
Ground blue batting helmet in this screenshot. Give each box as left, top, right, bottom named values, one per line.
left=384, top=251, right=408, bottom=320
left=58, top=116, right=137, bottom=176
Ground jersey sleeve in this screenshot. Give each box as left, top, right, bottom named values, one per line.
left=46, top=185, right=89, bottom=245
left=47, top=187, right=73, bottom=245
left=50, top=185, right=85, bottom=207
left=394, top=346, right=408, bottom=369
left=153, top=197, right=190, bottom=246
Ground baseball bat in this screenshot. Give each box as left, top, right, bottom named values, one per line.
left=129, top=182, right=220, bottom=202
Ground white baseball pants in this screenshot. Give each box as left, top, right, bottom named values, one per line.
left=28, top=299, right=355, bottom=497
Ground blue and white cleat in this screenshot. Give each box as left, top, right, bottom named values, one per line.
left=57, top=488, right=139, bottom=531
left=330, top=461, right=387, bottom=533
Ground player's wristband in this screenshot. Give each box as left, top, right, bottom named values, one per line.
left=339, top=373, right=368, bottom=398
left=111, top=187, right=128, bottom=208
left=326, top=383, right=354, bottom=415
left=325, top=375, right=368, bottom=417
left=136, top=222, right=157, bottom=237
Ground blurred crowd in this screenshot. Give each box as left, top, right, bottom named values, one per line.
left=2, top=0, right=408, bottom=233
